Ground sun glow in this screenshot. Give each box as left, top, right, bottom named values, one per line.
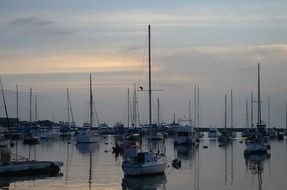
left=1, top=53, right=139, bottom=75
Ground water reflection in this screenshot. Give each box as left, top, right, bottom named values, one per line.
left=219, top=141, right=236, bottom=186
left=0, top=172, right=63, bottom=189
left=5, top=136, right=287, bottom=190
left=193, top=145, right=200, bottom=190
left=122, top=173, right=167, bottom=190
left=75, top=143, right=99, bottom=155
left=230, top=142, right=234, bottom=186
left=245, top=154, right=270, bottom=190
left=75, top=143, right=97, bottom=190
left=175, top=145, right=196, bottom=160
left=88, top=152, right=93, bottom=190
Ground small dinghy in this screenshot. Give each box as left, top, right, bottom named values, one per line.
left=172, top=158, right=181, bottom=169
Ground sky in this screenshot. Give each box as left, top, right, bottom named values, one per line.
left=0, top=0, right=287, bottom=128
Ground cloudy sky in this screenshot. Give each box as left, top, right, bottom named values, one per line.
left=0, top=0, right=287, bottom=128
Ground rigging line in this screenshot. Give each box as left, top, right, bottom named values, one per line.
left=68, top=89, right=75, bottom=124
left=67, top=88, right=70, bottom=124
left=16, top=84, right=19, bottom=128
left=137, top=101, right=141, bottom=127
left=137, top=32, right=148, bottom=87
left=151, top=38, right=165, bottom=92
left=93, top=101, right=100, bottom=127
left=0, top=76, right=11, bottom=136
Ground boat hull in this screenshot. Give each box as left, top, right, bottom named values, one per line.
left=0, top=161, right=63, bottom=177
left=244, top=143, right=269, bottom=155
left=122, top=161, right=166, bottom=176
left=75, top=130, right=98, bottom=143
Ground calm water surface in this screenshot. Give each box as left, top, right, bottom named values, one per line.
left=2, top=134, right=287, bottom=190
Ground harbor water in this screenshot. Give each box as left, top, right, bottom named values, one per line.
left=2, top=134, right=287, bottom=190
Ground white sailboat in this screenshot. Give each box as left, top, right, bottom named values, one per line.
left=244, top=63, right=270, bottom=155
left=122, top=25, right=167, bottom=176
left=75, top=74, right=98, bottom=143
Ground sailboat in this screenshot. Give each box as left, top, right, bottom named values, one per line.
left=0, top=77, right=63, bottom=177
left=229, top=90, right=236, bottom=138
left=75, top=74, right=98, bottom=143
left=244, top=63, right=270, bottom=156
left=23, top=88, right=39, bottom=145
left=59, top=88, right=76, bottom=137
left=121, top=25, right=167, bottom=176
left=218, top=94, right=231, bottom=144
left=0, top=78, right=9, bottom=147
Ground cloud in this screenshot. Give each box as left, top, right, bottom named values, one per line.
left=8, top=16, right=73, bottom=37
left=66, top=11, right=287, bottom=27
left=9, top=16, right=53, bottom=27
left=234, top=66, right=257, bottom=73
left=118, top=46, right=142, bottom=53
left=156, top=44, right=287, bottom=64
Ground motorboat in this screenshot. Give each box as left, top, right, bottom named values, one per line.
left=207, top=128, right=217, bottom=138
left=174, top=120, right=198, bottom=145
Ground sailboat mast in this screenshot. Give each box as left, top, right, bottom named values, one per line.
left=69, top=92, right=75, bottom=124
left=268, top=96, right=270, bottom=128
left=35, top=94, right=37, bottom=123
left=231, top=90, right=233, bottom=129
left=148, top=25, right=152, bottom=130
left=246, top=98, right=249, bottom=128
left=194, top=85, right=197, bottom=128
left=67, top=88, right=70, bottom=125
left=189, top=98, right=191, bottom=121
left=251, top=91, right=253, bottom=128
left=127, top=88, right=130, bottom=128
left=157, top=98, right=160, bottom=126
left=224, top=94, right=227, bottom=129
left=173, top=113, right=175, bottom=123
left=134, top=83, right=137, bottom=127
left=197, top=85, right=200, bottom=128
left=0, top=77, right=11, bottom=135
left=90, top=74, right=93, bottom=128
left=137, top=99, right=141, bottom=127
left=257, top=63, right=262, bottom=125
left=29, top=88, right=32, bottom=124
left=16, top=84, right=19, bottom=128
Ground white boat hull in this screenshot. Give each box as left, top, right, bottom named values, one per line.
left=122, top=160, right=166, bottom=176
